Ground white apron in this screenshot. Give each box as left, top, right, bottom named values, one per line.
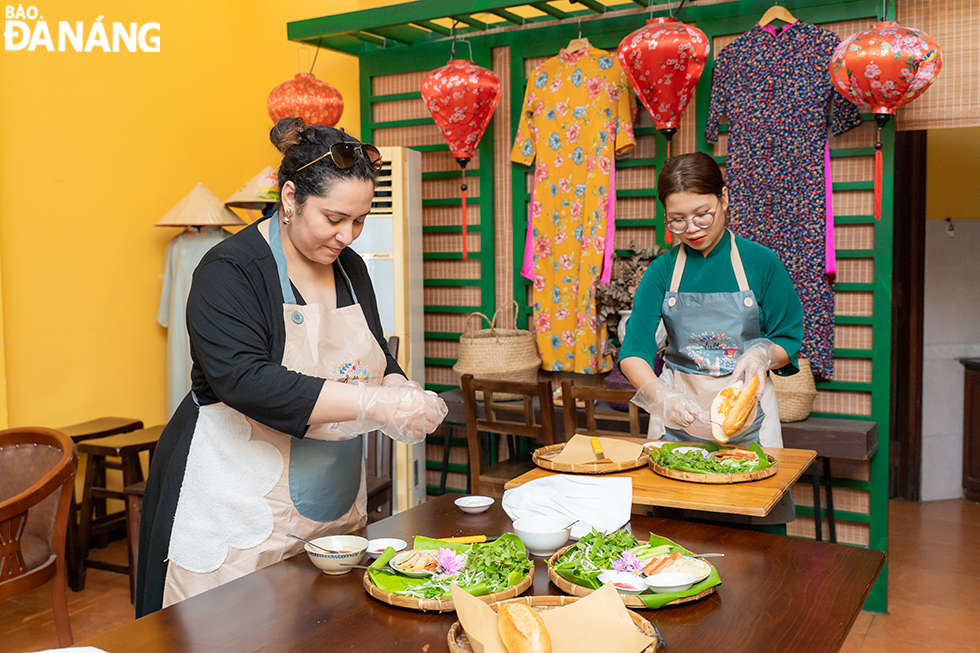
left=162, top=216, right=385, bottom=607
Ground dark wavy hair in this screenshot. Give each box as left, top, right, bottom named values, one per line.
left=269, top=118, right=378, bottom=210
left=657, top=152, right=726, bottom=206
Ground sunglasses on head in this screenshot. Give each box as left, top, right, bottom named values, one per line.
left=295, top=142, right=383, bottom=174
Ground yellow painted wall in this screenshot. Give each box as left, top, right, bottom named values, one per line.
left=0, top=0, right=406, bottom=428
left=925, top=127, right=980, bottom=221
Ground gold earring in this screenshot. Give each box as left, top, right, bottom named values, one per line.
left=283, top=208, right=292, bottom=225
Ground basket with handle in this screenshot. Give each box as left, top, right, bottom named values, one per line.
left=453, top=301, right=540, bottom=400
left=771, top=357, right=818, bottom=423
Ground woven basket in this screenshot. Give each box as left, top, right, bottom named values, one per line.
left=453, top=301, right=540, bottom=400
left=771, top=358, right=818, bottom=423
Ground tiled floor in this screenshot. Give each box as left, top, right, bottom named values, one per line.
left=840, top=497, right=980, bottom=653
left=3, top=498, right=979, bottom=652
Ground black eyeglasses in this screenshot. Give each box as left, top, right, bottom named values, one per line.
left=295, top=142, right=383, bottom=174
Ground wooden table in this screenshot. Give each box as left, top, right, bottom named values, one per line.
left=82, top=494, right=882, bottom=653
left=505, top=442, right=817, bottom=517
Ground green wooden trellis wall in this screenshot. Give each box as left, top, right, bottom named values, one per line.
left=291, top=0, right=894, bottom=612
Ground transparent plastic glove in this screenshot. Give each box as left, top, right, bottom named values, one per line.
left=731, top=338, right=778, bottom=395
left=382, top=374, right=424, bottom=392
left=339, top=382, right=448, bottom=444
left=630, top=377, right=711, bottom=432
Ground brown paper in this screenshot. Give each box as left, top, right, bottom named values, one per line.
left=451, top=582, right=655, bottom=653
left=552, top=434, right=644, bottom=464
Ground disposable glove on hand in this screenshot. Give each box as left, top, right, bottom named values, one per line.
left=731, top=338, right=779, bottom=395
left=339, top=382, right=448, bottom=444
left=631, top=377, right=710, bottom=432
left=381, top=375, right=424, bottom=392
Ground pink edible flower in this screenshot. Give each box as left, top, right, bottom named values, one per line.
left=612, top=551, right=642, bottom=574
left=435, top=548, right=466, bottom=576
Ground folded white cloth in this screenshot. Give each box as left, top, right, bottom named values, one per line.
left=502, top=475, right=633, bottom=539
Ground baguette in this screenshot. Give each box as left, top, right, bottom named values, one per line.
left=710, top=375, right=761, bottom=442
left=497, top=603, right=552, bottom=653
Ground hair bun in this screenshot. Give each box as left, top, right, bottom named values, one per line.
left=270, top=117, right=307, bottom=154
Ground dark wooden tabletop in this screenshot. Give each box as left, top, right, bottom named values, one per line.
left=83, top=495, right=883, bottom=653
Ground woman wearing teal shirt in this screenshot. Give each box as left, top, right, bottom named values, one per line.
left=620, top=153, right=803, bottom=448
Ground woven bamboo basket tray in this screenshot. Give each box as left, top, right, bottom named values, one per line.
left=447, top=595, right=659, bottom=653
left=771, top=358, right=817, bottom=422
left=532, top=442, right=651, bottom=475
left=453, top=302, right=541, bottom=401
left=648, top=454, right=779, bottom=484
left=547, top=545, right=716, bottom=609
left=362, top=563, right=534, bottom=612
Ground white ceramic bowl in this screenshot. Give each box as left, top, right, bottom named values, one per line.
left=598, top=570, right=647, bottom=595
left=512, top=516, right=572, bottom=556
left=304, top=535, right=369, bottom=575
left=366, top=538, right=408, bottom=559
left=644, top=571, right=699, bottom=593
left=455, top=496, right=494, bottom=514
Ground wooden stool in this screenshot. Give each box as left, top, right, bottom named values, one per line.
left=58, top=417, right=144, bottom=592
left=780, top=418, right=878, bottom=543
left=123, top=480, right=146, bottom=603
left=75, top=425, right=163, bottom=599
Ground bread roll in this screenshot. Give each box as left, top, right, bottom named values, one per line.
left=710, top=376, right=760, bottom=442
left=497, top=603, right=552, bottom=653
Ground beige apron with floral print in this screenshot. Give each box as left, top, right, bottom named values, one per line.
left=162, top=216, right=385, bottom=607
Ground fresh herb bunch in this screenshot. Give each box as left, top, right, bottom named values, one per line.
left=398, top=536, right=531, bottom=599
left=551, top=528, right=639, bottom=584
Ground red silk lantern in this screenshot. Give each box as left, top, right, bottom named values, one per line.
left=421, top=59, right=501, bottom=259
left=617, top=17, right=709, bottom=158
left=267, top=72, right=344, bottom=127
left=829, top=22, right=942, bottom=220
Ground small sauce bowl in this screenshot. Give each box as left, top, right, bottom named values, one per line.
left=366, top=538, right=408, bottom=559
left=597, top=570, right=647, bottom=595
left=455, top=495, right=494, bottom=514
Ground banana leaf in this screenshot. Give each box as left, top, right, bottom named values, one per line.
left=366, top=534, right=528, bottom=599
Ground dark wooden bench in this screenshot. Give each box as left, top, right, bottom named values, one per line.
left=780, top=417, right=878, bottom=543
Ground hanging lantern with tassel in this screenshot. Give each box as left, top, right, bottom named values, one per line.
left=617, top=17, right=709, bottom=159
left=829, top=21, right=942, bottom=220
left=267, top=72, right=344, bottom=127
left=421, top=59, right=501, bottom=260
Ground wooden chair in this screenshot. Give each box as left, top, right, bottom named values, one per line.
left=0, top=427, right=78, bottom=646
left=461, top=374, right=557, bottom=498
left=561, top=380, right=643, bottom=439
left=365, top=336, right=398, bottom=522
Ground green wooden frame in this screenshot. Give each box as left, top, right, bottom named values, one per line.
left=294, top=0, right=894, bottom=612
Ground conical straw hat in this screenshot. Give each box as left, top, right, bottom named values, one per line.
left=156, top=182, right=245, bottom=227
left=225, top=166, right=280, bottom=209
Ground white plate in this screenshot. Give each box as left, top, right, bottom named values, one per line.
left=644, top=571, right=699, bottom=593
left=389, top=550, right=436, bottom=578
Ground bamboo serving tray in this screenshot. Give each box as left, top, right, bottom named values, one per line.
left=533, top=443, right=651, bottom=475
left=447, top=595, right=658, bottom=653
left=648, top=454, right=779, bottom=484
left=362, top=563, right=534, bottom=612
left=546, top=544, right=716, bottom=609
